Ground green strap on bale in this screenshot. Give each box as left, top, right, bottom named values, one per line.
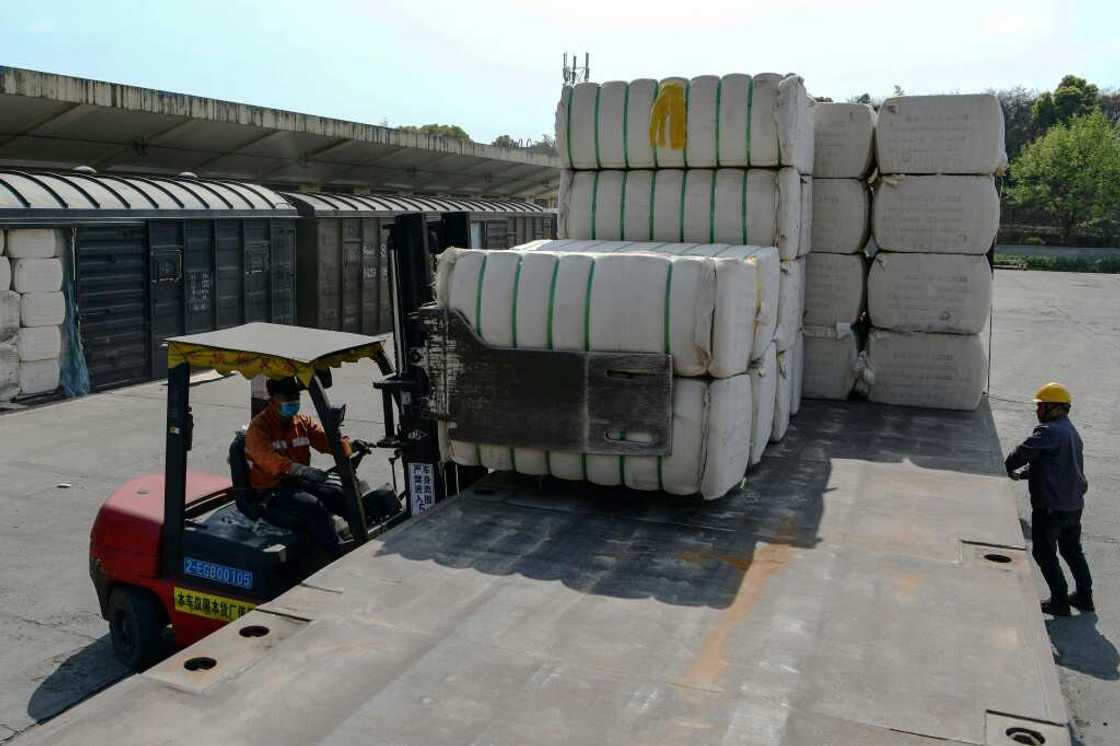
left=565, top=86, right=575, bottom=168
left=590, top=171, right=600, bottom=239
left=593, top=86, right=602, bottom=170
left=622, top=83, right=631, bottom=169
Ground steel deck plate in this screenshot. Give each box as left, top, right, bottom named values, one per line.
left=18, top=400, right=1069, bottom=745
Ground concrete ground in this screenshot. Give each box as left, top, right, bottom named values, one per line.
left=0, top=270, right=1116, bottom=743
left=988, top=270, right=1120, bottom=745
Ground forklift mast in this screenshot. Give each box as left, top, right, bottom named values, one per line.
left=375, top=212, right=473, bottom=517
left=376, top=211, right=675, bottom=519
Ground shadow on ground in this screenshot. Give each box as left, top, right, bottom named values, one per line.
left=26, top=636, right=129, bottom=723
left=375, top=398, right=1008, bottom=609
left=1046, top=612, right=1120, bottom=681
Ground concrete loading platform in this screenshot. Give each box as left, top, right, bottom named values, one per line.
left=2, top=271, right=1118, bottom=745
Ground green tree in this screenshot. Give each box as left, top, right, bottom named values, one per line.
left=1032, top=75, right=1100, bottom=130
left=491, top=134, right=518, bottom=148
left=1007, top=110, right=1120, bottom=244
left=399, top=123, right=472, bottom=142
left=527, top=135, right=557, bottom=157
left=991, top=86, right=1039, bottom=161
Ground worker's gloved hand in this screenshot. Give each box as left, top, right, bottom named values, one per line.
left=351, top=439, right=374, bottom=454
left=289, top=463, right=329, bottom=483
left=1008, top=470, right=1023, bottom=481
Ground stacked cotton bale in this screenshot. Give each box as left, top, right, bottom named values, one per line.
left=0, top=229, right=66, bottom=401
left=434, top=246, right=763, bottom=498
left=555, top=73, right=815, bottom=462
left=802, top=103, right=875, bottom=400
left=866, top=95, right=1005, bottom=410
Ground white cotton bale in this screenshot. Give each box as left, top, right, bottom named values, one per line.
left=17, top=325, right=62, bottom=362
left=775, top=258, right=804, bottom=352
left=791, top=330, right=805, bottom=415
left=803, top=252, right=867, bottom=328
left=872, top=175, right=1000, bottom=254
left=0, top=256, right=9, bottom=291
left=559, top=168, right=802, bottom=258
left=866, top=330, right=986, bottom=410
left=18, top=357, right=59, bottom=396
left=876, top=94, right=1008, bottom=175
left=797, top=175, right=813, bottom=257
left=435, top=247, right=760, bottom=379
left=867, top=253, right=992, bottom=334
left=771, top=348, right=793, bottom=443
left=556, top=73, right=815, bottom=172
left=518, top=239, right=780, bottom=364
left=5, top=228, right=65, bottom=259
left=802, top=327, right=861, bottom=400
left=814, top=103, right=877, bottom=178
left=0, top=290, right=19, bottom=340
left=442, top=375, right=751, bottom=500
left=812, top=178, right=870, bottom=254
left=748, top=342, right=777, bottom=465
left=11, top=258, right=63, bottom=293
left=20, top=291, right=66, bottom=327
left=0, top=342, right=17, bottom=400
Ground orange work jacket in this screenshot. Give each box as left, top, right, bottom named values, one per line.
left=244, top=406, right=350, bottom=491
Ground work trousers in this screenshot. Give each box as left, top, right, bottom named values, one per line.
left=264, top=480, right=349, bottom=558
left=1031, top=508, right=1093, bottom=601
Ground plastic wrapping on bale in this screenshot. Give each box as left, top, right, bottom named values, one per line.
left=867, top=253, right=993, bottom=334
left=17, top=326, right=62, bottom=362
left=18, top=358, right=60, bottom=396
left=866, top=330, right=986, bottom=411
left=791, top=330, right=804, bottom=415
left=771, top=347, right=793, bottom=443
left=876, top=94, right=1008, bottom=175
left=557, top=73, right=815, bottom=173
left=775, top=258, right=804, bottom=352
left=517, top=239, right=780, bottom=364
left=20, top=292, right=66, bottom=328
left=748, top=341, right=777, bottom=465
left=797, top=176, right=813, bottom=257
left=812, top=178, right=870, bottom=254
left=803, top=327, right=862, bottom=401
left=804, top=252, right=867, bottom=328
left=559, top=167, right=804, bottom=259
left=11, top=258, right=63, bottom=293
left=873, top=175, right=1000, bottom=254
left=440, top=375, right=752, bottom=500
left=0, top=342, right=17, bottom=400
left=813, top=103, right=877, bottom=179
left=0, top=290, right=18, bottom=340
left=0, top=256, right=10, bottom=292
left=5, top=229, right=65, bottom=259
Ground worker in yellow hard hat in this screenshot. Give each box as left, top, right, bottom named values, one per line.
left=1005, top=382, right=1093, bottom=616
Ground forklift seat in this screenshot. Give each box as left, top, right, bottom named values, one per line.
left=228, top=431, right=266, bottom=521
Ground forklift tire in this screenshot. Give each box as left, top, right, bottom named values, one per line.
left=108, top=586, right=167, bottom=671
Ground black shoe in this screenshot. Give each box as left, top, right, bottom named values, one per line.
left=1068, top=592, right=1095, bottom=612
left=1041, top=598, right=1072, bottom=616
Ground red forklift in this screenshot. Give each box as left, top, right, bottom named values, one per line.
left=88, top=212, right=482, bottom=669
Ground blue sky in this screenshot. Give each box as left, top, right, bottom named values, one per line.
left=1, top=0, right=1116, bottom=144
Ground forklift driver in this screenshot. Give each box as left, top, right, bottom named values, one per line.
left=244, top=376, right=356, bottom=557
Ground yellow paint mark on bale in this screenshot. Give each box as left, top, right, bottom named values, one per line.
left=650, top=83, right=688, bottom=151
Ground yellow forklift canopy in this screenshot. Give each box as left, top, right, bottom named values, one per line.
left=166, top=322, right=385, bottom=386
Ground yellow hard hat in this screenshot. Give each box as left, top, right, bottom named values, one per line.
left=1033, top=382, right=1072, bottom=404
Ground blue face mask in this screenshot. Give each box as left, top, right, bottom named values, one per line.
left=279, top=400, right=300, bottom=418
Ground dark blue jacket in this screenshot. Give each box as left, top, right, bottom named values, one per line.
left=1005, top=415, right=1088, bottom=511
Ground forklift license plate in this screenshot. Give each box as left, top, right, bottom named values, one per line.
left=174, top=587, right=256, bottom=623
